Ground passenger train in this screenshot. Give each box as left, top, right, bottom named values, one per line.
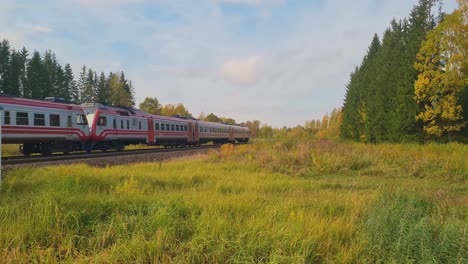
left=0, top=95, right=250, bottom=156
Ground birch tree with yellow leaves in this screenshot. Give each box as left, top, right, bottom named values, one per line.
left=414, top=2, right=468, bottom=142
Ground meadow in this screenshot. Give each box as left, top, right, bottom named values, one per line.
left=0, top=139, right=466, bottom=263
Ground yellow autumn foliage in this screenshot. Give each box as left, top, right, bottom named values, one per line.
left=414, top=7, right=468, bottom=141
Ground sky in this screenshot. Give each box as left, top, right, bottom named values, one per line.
left=0, top=0, right=459, bottom=127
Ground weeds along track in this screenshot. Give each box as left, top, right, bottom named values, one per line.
left=2, top=145, right=219, bottom=171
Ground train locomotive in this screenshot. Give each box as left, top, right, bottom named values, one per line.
left=0, top=95, right=250, bottom=155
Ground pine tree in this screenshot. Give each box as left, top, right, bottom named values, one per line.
left=78, top=66, right=88, bottom=102
left=396, top=0, right=439, bottom=141
left=55, top=64, right=66, bottom=99
left=80, top=68, right=97, bottom=103
left=95, top=72, right=110, bottom=104
left=358, top=34, right=381, bottom=142
left=4, top=49, right=24, bottom=96
left=19, top=47, right=28, bottom=96
left=341, top=68, right=362, bottom=140
left=64, top=64, right=79, bottom=103
left=119, top=72, right=135, bottom=106
left=24, top=51, right=46, bottom=99
left=42, top=50, right=58, bottom=99
left=370, top=20, right=406, bottom=142
left=0, top=39, right=11, bottom=93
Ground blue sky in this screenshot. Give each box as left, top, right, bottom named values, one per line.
left=0, top=0, right=458, bottom=127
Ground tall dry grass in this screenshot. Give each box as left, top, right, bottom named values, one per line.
left=0, top=139, right=466, bottom=263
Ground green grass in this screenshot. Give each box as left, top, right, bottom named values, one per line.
left=0, top=140, right=466, bottom=263
left=2, top=144, right=21, bottom=156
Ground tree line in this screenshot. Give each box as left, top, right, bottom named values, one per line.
left=139, top=96, right=243, bottom=123
left=341, top=0, right=468, bottom=143
left=0, top=39, right=135, bottom=107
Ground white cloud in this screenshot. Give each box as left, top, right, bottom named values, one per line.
left=221, top=56, right=263, bottom=84
left=25, top=24, right=52, bottom=33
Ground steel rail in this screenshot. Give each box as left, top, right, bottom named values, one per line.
left=3, top=145, right=219, bottom=165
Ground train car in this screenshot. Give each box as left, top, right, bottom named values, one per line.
left=197, top=120, right=231, bottom=144
left=82, top=103, right=152, bottom=151
left=150, top=114, right=191, bottom=146
left=231, top=124, right=250, bottom=143
left=0, top=96, right=90, bottom=155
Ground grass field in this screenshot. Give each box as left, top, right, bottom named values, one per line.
left=0, top=139, right=466, bottom=263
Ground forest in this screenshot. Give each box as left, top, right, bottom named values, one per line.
left=341, top=0, right=468, bottom=143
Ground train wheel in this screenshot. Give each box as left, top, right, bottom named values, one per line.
left=20, top=146, right=31, bottom=156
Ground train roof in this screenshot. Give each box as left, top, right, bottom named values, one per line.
left=0, top=95, right=84, bottom=111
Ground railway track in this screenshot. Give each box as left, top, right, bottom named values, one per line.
left=3, top=145, right=220, bottom=166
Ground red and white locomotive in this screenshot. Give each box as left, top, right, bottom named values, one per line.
left=0, top=95, right=250, bottom=155
left=0, top=96, right=90, bottom=155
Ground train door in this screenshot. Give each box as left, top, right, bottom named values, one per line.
left=188, top=121, right=193, bottom=143
left=229, top=127, right=234, bottom=142
left=112, top=118, right=117, bottom=139
left=148, top=118, right=155, bottom=144
left=194, top=122, right=199, bottom=143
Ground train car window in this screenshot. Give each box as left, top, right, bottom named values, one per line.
left=139, top=122, right=142, bottom=130
left=185, top=125, right=188, bottom=131
left=176, top=125, right=179, bottom=131
left=121, top=120, right=124, bottom=129
left=67, top=115, right=72, bottom=127
left=113, top=119, right=117, bottom=129
left=171, top=124, right=175, bottom=131
left=133, top=119, right=137, bottom=127
left=155, top=123, right=160, bottom=130
left=50, top=114, right=60, bottom=127
left=4, top=111, right=10, bottom=125
left=127, top=120, right=130, bottom=129
left=98, top=116, right=107, bottom=126
left=34, top=113, right=45, bottom=126
left=166, top=124, right=170, bottom=131
left=161, top=123, right=165, bottom=131
left=16, top=112, right=29, bottom=125
left=76, top=114, right=87, bottom=125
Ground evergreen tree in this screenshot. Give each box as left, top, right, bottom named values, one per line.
left=370, top=20, right=406, bottom=142
left=95, top=72, right=110, bottom=104
left=42, top=50, right=59, bottom=99
left=55, top=64, right=66, bottom=99
left=396, top=0, right=439, bottom=141
left=84, top=68, right=97, bottom=103
left=356, top=34, right=381, bottom=142
left=0, top=39, right=11, bottom=93
left=341, top=68, right=362, bottom=140
left=64, top=64, right=79, bottom=103
left=4, top=49, right=24, bottom=96
left=19, top=47, right=28, bottom=96
left=119, top=71, right=135, bottom=106
left=78, top=66, right=88, bottom=102
left=24, top=51, right=46, bottom=99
